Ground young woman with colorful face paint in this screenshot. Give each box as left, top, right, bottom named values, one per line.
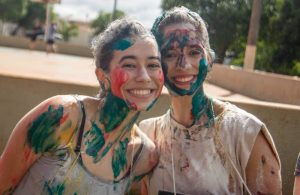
left=0, top=18, right=164, bottom=195
left=140, top=7, right=282, bottom=195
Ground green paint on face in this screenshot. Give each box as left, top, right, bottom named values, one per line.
left=99, top=92, right=130, bottom=132
left=112, top=138, right=129, bottom=178
left=27, top=105, right=64, bottom=153
left=164, top=58, right=208, bottom=96
left=112, top=38, right=133, bottom=51
left=84, top=122, right=105, bottom=158
left=43, top=181, right=65, bottom=195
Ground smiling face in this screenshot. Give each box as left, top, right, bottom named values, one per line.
left=105, top=37, right=164, bottom=111
left=161, top=23, right=209, bottom=96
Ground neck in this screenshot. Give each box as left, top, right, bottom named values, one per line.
left=99, top=92, right=140, bottom=133
left=170, top=86, right=209, bottom=127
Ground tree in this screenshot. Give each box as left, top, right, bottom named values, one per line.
left=268, top=0, right=300, bottom=76
left=10, top=1, right=47, bottom=35
left=0, top=0, right=28, bottom=22
left=57, top=20, right=79, bottom=42
left=90, top=10, right=125, bottom=36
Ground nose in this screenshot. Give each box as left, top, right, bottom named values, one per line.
left=136, top=67, right=151, bottom=82
left=176, top=54, right=192, bottom=69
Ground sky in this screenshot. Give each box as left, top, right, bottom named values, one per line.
left=53, top=0, right=162, bottom=28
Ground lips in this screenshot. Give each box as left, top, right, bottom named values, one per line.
left=172, top=75, right=196, bottom=85
left=127, top=89, right=156, bottom=97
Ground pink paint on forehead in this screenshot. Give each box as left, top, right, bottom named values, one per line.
left=110, top=67, right=129, bottom=99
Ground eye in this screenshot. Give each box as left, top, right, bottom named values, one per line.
left=163, top=50, right=179, bottom=60
left=122, top=63, right=136, bottom=69
left=147, top=63, right=161, bottom=70
left=189, top=49, right=202, bottom=57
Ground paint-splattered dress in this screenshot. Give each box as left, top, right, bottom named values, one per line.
left=140, top=103, right=280, bottom=195
left=13, top=99, right=144, bottom=195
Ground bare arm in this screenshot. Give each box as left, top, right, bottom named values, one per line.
left=294, top=177, right=300, bottom=195
left=246, top=130, right=282, bottom=195
left=141, top=176, right=149, bottom=195
left=0, top=95, right=79, bottom=193
left=293, top=153, right=300, bottom=195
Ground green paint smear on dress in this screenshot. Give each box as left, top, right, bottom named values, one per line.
left=84, top=122, right=105, bottom=158
left=99, top=92, right=130, bottom=132
left=43, top=181, right=65, bottom=195
left=112, top=138, right=129, bottom=178
left=27, top=105, right=64, bottom=153
left=112, top=39, right=133, bottom=51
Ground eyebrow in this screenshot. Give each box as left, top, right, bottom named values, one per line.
left=119, top=55, right=136, bottom=63
left=148, top=56, right=161, bottom=61
left=119, top=55, right=161, bottom=63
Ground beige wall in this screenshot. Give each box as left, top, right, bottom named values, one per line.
left=209, top=64, right=300, bottom=105
left=0, top=35, right=92, bottom=57
left=0, top=74, right=299, bottom=194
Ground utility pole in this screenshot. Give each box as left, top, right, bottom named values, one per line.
left=243, top=0, right=262, bottom=70
left=112, top=0, right=118, bottom=21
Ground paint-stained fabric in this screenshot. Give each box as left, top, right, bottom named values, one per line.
left=13, top=146, right=134, bottom=195
left=13, top=99, right=144, bottom=195
left=140, top=103, right=280, bottom=195
left=295, top=153, right=300, bottom=176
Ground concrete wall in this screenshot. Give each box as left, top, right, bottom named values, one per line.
left=208, top=64, right=300, bottom=105
left=0, top=74, right=299, bottom=194
left=0, top=35, right=92, bottom=57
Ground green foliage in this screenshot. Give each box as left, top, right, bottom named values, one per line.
left=57, top=20, right=79, bottom=42
left=18, top=2, right=46, bottom=29
left=90, top=10, right=125, bottom=35
left=0, top=0, right=28, bottom=22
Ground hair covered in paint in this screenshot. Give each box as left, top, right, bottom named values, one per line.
left=151, top=6, right=215, bottom=68
left=91, top=17, right=157, bottom=73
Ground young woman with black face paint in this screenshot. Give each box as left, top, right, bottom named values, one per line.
left=140, top=7, right=282, bottom=195
left=0, top=18, right=164, bottom=195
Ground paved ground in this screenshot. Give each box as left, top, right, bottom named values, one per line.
left=0, top=46, right=257, bottom=101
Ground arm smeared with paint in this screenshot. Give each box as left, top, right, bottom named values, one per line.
left=293, top=153, right=300, bottom=195
left=0, top=95, right=80, bottom=193
left=245, top=129, right=282, bottom=195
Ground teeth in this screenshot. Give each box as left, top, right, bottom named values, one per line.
left=129, top=89, right=152, bottom=95
left=174, top=76, right=194, bottom=82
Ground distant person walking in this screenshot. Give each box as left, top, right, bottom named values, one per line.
left=46, top=22, right=57, bottom=54
left=294, top=153, right=300, bottom=195
left=27, top=19, right=44, bottom=50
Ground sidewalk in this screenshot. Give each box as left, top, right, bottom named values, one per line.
left=0, top=46, right=257, bottom=102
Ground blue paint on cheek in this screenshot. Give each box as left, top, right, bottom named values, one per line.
left=112, top=39, right=133, bottom=51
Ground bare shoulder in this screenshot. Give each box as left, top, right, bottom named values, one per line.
left=129, top=125, right=158, bottom=180
left=0, top=95, right=81, bottom=193
left=246, top=128, right=282, bottom=194
left=212, top=98, right=227, bottom=116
